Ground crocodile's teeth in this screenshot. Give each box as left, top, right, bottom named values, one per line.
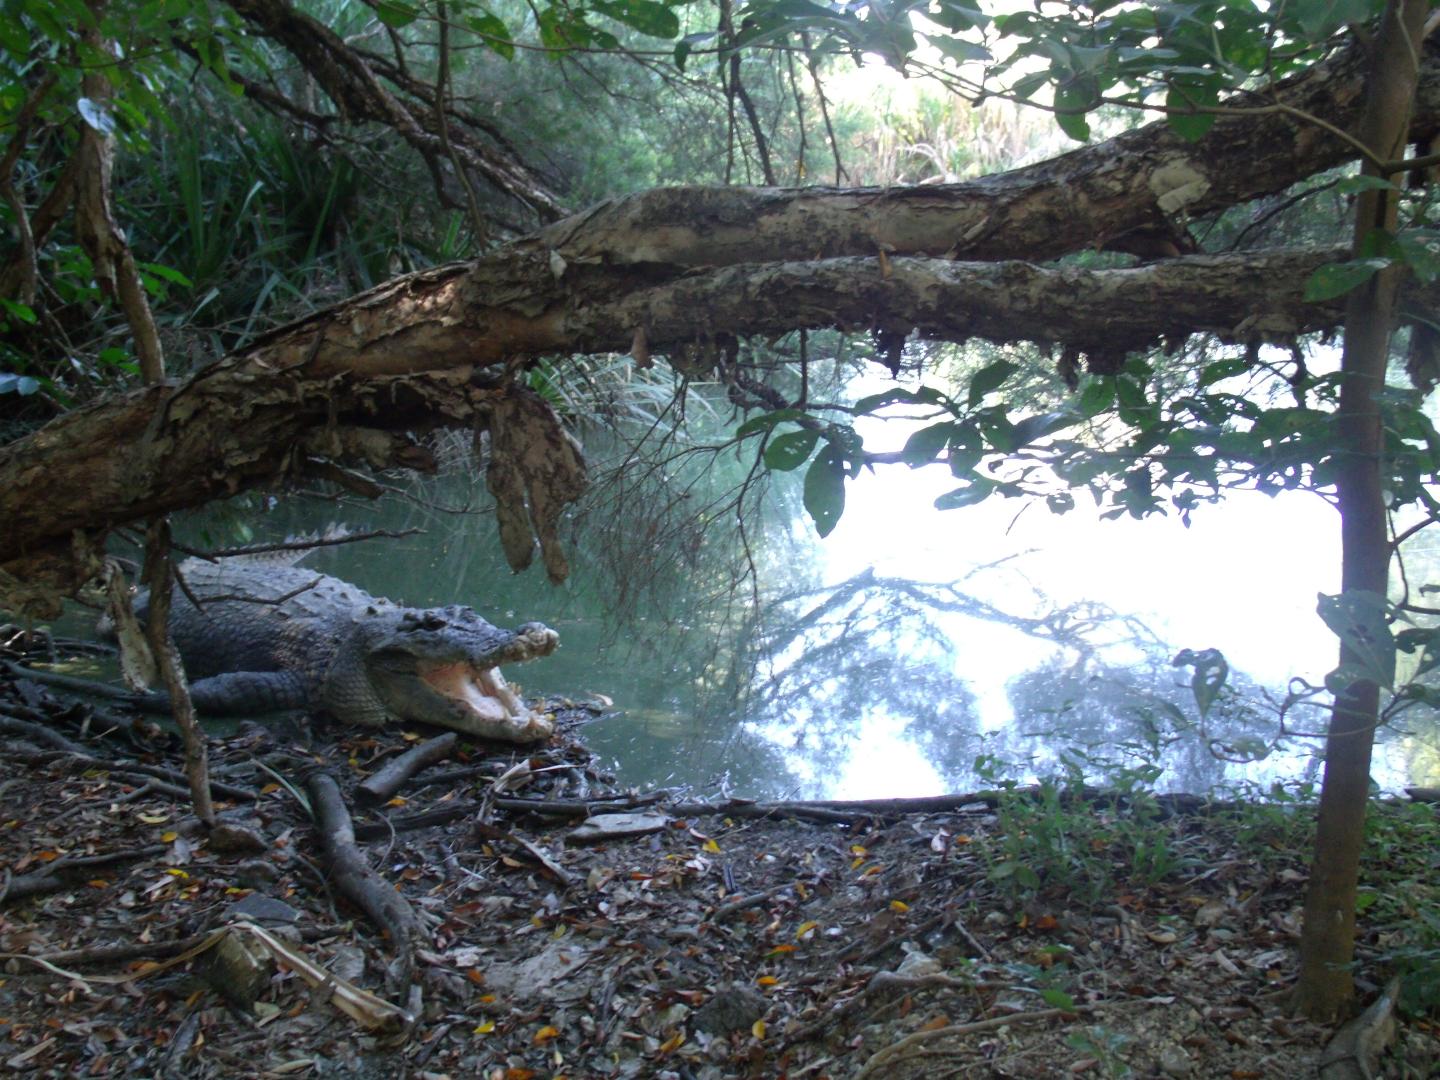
left=422, top=663, right=525, bottom=722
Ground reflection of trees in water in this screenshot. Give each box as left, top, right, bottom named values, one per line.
left=1006, top=653, right=1316, bottom=793
left=731, top=568, right=1168, bottom=789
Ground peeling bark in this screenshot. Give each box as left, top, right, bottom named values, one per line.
left=3, top=245, right=1436, bottom=613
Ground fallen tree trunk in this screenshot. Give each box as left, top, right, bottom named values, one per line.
left=7, top=34, right=1440, bottom=609
left=1, top=245, right=1433, bottom=611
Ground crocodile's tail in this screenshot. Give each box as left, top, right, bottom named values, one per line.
left=176, top=524, right=352, bottom=575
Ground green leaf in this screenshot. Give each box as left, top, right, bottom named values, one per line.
left=901, top=422, right=955, bottom=467
left=1172, top=647, right=1228, bottom=718
left=1333, top=174, right=1400, bottom=196
left=465, top=11, right=516, bottom=59
left=764, top=428, right=820, bottom=471
left=1078, top=379, right=1114, bottom=417
left=803, top=444, right=847, bottom=538
left=926, top=34, right=991, bottom=65
left=929, top=0, right=990, bottom=32
left=852, top=385, right=947, bottom=415
left=989, top=860, right=1040, bottom=889
left=1292, top=0, right=1379, bottom=42
left=1039, top=988, right=1076, bottom=1010
left=1317, top=591, right=1396, bottom=690
left=1055, top=107, right=1090, bottom=142
left=736, top=408, right=805, bottom=437
left=1303, top=258, right=1390, bottom=302
left=674, top=31, right=718, bottom=70
left=373, top=0, right=420, bottom=27
left=138, top=262, right=193, bottom=288
left=0, top=16, right=28, bottom=57
left=0, top=297, right=36, bottom=324
left=1053, top=83, right=1092, bottom=141
left=1197, top=358, right=1251, bottom=388
left=1395, top=627, right=1440, bottom=680
left=592, top=0, right=680, bottom=39
left=1393, top=230, right=1440, bottom=283
left=1165, top=85, right=1217, bottom=141
left=967, top=360, right=1018, bottom=406
left=1010, top=410, right=1078, bottom=448
left=934, top=479, right=995, bottom=509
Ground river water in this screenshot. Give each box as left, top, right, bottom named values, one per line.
left=160, top=424, right=1437, bottom=802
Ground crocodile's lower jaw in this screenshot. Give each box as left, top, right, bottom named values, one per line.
left=420, top=663, right=554, bottom=743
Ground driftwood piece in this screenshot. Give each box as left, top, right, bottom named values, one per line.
left=355, top=733, right=458, bottom=806
left=306, top=770, right=422, bottom=992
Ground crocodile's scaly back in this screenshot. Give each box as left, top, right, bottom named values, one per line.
left=130, top=556, right=560, bottom=743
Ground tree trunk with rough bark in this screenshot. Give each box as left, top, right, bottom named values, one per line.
left=1293, top=0, right=1431, bottom=1023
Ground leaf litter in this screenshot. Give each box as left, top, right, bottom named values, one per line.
left=1, top=654, right=1437, bottom=1079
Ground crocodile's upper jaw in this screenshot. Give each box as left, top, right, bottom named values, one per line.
left=418, top=662, right=554, bottom=743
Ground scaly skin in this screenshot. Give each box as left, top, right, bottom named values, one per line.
left=133, top=559, right=560, bottom=743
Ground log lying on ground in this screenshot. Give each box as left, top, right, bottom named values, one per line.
left=306, top=770, right=422, bottom=992
left=356, top=733, right=458, bottom=806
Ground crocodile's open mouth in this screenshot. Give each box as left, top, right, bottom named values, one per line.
left=421, top=662, right=532, bottom=724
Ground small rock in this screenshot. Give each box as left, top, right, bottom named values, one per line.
left=207, top=929, right=274, bottom=1006
left=1157, top=1042, right=1193, bottom=1078
left=896, top=944, right=942, bottom=978
left=693, top=985, right=767, bottom=1035
left=208, top=822, right=268, bottom=854
left=231, top=859, right=281, bottom=889
left=1193, top=900, right=1226, bottom=928
left=226, top=893, right=300, bottom=925
left=567, top=812, right=671, bottom=844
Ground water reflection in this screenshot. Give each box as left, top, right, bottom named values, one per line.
left=69, top=442, right=1440, bottom=800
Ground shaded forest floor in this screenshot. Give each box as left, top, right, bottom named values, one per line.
left=1, top=646, right=1438, bottom=1079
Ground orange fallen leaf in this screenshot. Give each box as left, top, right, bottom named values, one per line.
left=889, top=900, right=910, bottom=913
left=658, top=1031, right=685, bottom=1053
left=795, top=921, right=820, bottom=940
left=756, top=975, right=778, bottom=987
left=533, top=1025, right=560, bottom=1044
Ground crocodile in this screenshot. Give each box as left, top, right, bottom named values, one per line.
left=127, top=556, right=559, bottom=743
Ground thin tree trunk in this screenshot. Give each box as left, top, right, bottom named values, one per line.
left=1294, top=0, right=1430, bottom=1022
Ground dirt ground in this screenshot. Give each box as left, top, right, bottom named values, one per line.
left=1, top=654, right=1437, bottom=1079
